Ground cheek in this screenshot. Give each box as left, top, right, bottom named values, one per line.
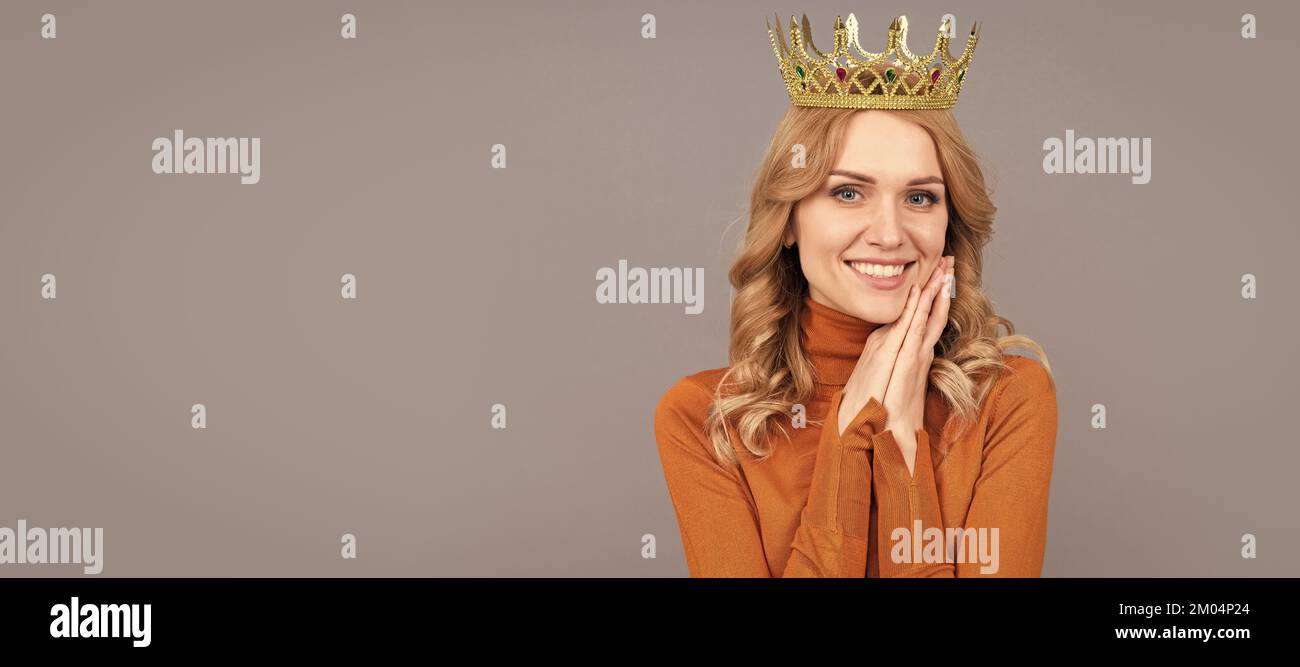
left=795, top=211, right=848, bottom=258
left=921, top=218, right=948, bottom=254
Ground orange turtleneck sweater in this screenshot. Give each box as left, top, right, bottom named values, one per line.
left=654, top=296, right=1058, bottom=577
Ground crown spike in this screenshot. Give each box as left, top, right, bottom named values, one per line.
left=791, top=15, right=833, bottom=94
left=788, top=15, right=811, bottom=66
left=845, top=13, right=884, bottom=60
left=768, top=13, right=798, bottom=94
left=798, top=14, right=828, bottom=60
left=832, top=15, right=848, bottom=57
left=914, top=16, right=951, bottom=65
left=768, top=13, right=790, bottom=59
left=886, top=15, right=906, bottom=53
left=955, top=20, right=981, bottom=65
left=894, top=14, right=928, bottom=63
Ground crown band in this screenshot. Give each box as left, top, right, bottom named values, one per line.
left=767, top=13, right=981, bottom=110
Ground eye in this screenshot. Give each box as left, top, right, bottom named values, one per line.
left=908, top=191, right=940, bottom=207
left=831, top=185, right=861, bottom=202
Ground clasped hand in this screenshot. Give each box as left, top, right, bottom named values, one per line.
left=836, top=255, right=954, bottom=475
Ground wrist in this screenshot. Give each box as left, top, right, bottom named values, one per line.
left=883, top=424, right=919, bottom=477
left=885, top=419, right=919, bottom=451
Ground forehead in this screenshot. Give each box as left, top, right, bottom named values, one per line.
left=833, top=111, right=941, bottom=179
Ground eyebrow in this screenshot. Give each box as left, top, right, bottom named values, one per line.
left=829, top=169, right=945, bottom=187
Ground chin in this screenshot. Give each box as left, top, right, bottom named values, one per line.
left=839, top=295, right=900, bottom=325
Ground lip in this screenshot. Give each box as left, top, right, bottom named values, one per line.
left=845, top=257, right=912, bottom=265
left=844, top=259, right=916, bottom=290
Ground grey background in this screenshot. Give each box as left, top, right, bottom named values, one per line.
left=1, top=0, right=1295, bottom=576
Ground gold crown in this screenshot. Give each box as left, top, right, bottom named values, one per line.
left=767, top=13, right=981, bottom=110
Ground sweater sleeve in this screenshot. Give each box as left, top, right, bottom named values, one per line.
left=653, top=376, right=887, bottom=577
left=870, top=356, right=1059, bottom=577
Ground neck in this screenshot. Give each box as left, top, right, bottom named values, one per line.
left=798, top=295, right=881, bottom=389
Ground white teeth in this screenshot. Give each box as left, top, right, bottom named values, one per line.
left=849, top=261, right=907, bottom=278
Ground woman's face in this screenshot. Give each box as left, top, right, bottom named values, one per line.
left=786, top=111, right=949, bottom=324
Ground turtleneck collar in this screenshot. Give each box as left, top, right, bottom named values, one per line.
left=798, top=295, right=881, bottom=390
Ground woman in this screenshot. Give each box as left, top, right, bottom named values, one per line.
left=654, top=14, right=1058, bottom=578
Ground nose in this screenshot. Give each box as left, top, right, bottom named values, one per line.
left=859, top=199, right=905, bottom=249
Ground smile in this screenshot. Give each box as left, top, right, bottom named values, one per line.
left=844, top=259, right=916, bottom=290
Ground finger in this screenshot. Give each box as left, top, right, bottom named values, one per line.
left=865, top=283, right=921, bottom=399
left=899, top=258, right=946, bottom=361
left=922, top=256, right=954, bottom=349
left=884, top=260, right=946, bottom=410
left=883, top=283, right=922, bottom=354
